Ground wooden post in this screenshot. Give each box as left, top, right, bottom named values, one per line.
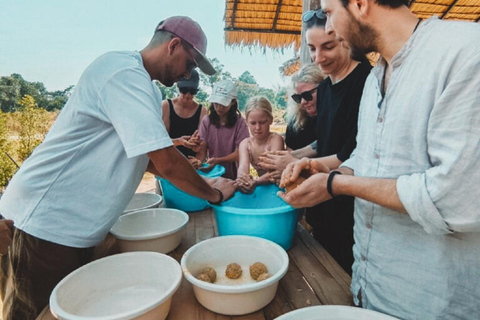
left=300, top=0, right=321, bottom=66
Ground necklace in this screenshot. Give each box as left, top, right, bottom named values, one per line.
left=413, top=18, right=422, bottom=34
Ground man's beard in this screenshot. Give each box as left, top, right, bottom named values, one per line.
left=345, top=9, right=378, bottom=58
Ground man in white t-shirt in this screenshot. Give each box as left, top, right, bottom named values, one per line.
left=0, top=16, right=235, bottom=319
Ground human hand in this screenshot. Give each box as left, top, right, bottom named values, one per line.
left=188, top=156, right=202, bottom=169
left=185, top=130, right=202, bottom=152
left=258, top=150, right=297, bottom=172
left=279, top=158, right=329, bottom=189
left=235, top=174, right=256, bottom=194
left=0, top=219, right=14, bottom=255
left=205, top=157, right=219, bottom=170
left=265, top=170, right=282, bottom=185
left=210, top=177, right=237, bottom=202
left=278, top=173, right=332, bottom=208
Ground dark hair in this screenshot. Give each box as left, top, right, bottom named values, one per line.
left=208, top=99, right=241, bottom=128
left=303, top=14, right=327, bottom=31
left=338, top=0, right=408, bottom=8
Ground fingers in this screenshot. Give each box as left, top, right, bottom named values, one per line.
left=211, top=177, right=237, bottom=201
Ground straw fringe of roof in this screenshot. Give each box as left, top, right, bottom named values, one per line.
left=280, top=57, right=300, bottom=76
left=225, top=31, right=301, bottom=50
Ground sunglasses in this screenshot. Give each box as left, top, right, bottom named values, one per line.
left=179, top=87, right=198, bottom=95
left=291, top=86, right=318, bottom=103
left=302, top=9, right=326, bottom=22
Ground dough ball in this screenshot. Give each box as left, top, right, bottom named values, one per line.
left=256, top=273, right=272, bottom=282
left=285, top=171, right=310, bottom=193
left=197, top=273, right=212, bottom=283
left=249, top=262, right=268, bottom=280
left=201, top=267, right=217, bottom=283
left=225, top=263, right=243, bottom=279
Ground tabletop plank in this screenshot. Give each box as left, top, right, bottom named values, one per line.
left=37, top=207, right=352, bottom=320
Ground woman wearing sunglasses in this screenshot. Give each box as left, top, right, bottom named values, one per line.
left=161, top=69, right=208, bottom=161
left=280, top=9, right=372, bottom=275
left=285, top=63, right=325, bottom=151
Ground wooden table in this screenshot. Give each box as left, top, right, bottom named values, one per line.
left=38, top=208, right=353, bottom=320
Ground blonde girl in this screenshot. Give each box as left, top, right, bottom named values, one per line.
left=236, top=96, right=284, bottom=193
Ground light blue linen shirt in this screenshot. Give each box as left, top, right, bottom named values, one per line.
left=342, top=17, right=480, bottom=319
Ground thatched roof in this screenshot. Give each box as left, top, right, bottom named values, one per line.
left=224, top=0, right=480, bottom=52
left=224, top=0, right=303, bottom=50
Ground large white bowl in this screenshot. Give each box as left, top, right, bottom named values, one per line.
left=110, top=208, right=188, bottom=254
left=275, top=305, right=399, bottom=320
left=181, top=235, right=289, bottom=315
left=50, top=252, right=182, bottom=320
left=123, top=193, right=163, bottom=214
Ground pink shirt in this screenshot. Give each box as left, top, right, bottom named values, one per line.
left=199, top=115, right=250, bottom=179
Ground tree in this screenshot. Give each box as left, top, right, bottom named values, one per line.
left=17, top=95, right=49, bottom=161
left=0, top=109, right=17, bottom=189
left=199, top=58, right=234, bottom=90
left=0, top=74, right=72, bottom=112
left=238, top=71, right=257, bottom=84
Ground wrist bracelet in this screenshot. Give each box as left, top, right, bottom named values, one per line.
left=327, top=171, right=342, bottom=198
left=208, top=188, right=224, bottom=205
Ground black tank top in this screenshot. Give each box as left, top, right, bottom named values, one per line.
left=168, top=99, right=202, bottom=157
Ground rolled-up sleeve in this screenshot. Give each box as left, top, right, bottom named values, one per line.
left=397, top=53, right=480, bottom=234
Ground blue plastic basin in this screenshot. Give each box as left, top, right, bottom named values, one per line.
left=212, top=184, right=298, bottom=250
left=156, top=165, right=225, bottom=212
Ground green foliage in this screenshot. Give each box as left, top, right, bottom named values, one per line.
left=238, top=71, right=257, bottom=84
left=0, top=110, right=18, bottom=189
left=0, top=74, right=72, bottom=112
left=17, top=95, right=49, bottom=161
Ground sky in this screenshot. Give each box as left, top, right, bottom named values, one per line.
left=0, top=0, right=297, bottom=92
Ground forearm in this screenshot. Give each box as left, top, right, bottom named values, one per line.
left=216, top=149, right=239, bottom=164
left=172, top=138, right=183, bottom=147
left=291, top=145, right=316, bottom=159
left=148, top=147, right=220, bottom=203
left=195, top=142, right=207, bottom=162
left=333, top=174, right=406, bottom=213
left=313, top=154, right=343, bottom=171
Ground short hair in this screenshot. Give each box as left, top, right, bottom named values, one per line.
left=244, top=96, right=273, bottom=121
left=338, top=0, right=408, bottom=8
left=147, top=29, right=175, bottom=48
left=286, top=63, right=324, bottom=132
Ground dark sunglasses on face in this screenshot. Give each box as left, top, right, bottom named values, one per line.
left=179, top=87, right=198, bottom=95
left=302, top=8, right=326, bottom=22
left=291, top=86, right=318, bottom=103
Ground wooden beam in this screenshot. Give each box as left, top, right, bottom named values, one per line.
left=231, top=0, right=239, bottom=28
left=408, top=0, right=417, bottom=8
left=440, top=0, right=460, bottom=19
left=272, top=0, right=284, bottom=31
left=224, top=27, right=301, bottom=35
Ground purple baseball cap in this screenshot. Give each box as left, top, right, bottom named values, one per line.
left=156, top=16, right=216, bottom=75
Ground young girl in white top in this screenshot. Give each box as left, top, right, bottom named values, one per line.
left=236, top=96, right=284, bottom=193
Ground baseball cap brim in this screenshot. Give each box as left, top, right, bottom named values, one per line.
left=193, top=47, right=216, bottom=75
left=209, top=94, right=233, bottom=106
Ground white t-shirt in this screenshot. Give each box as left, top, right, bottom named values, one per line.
left=0, top=51, right=173, bottom=247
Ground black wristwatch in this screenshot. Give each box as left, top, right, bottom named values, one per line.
left=208, top=188, right=224, bottom=205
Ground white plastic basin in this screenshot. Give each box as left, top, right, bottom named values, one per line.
left=50, top=252, right=182, bottom=320
left=181, top=235, right=289, bottom=315
left=123, top=193, right=163, bottom=214
left=275, top=305, right=399, bottom=320
left=110, top=208, right=188, bottom=254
